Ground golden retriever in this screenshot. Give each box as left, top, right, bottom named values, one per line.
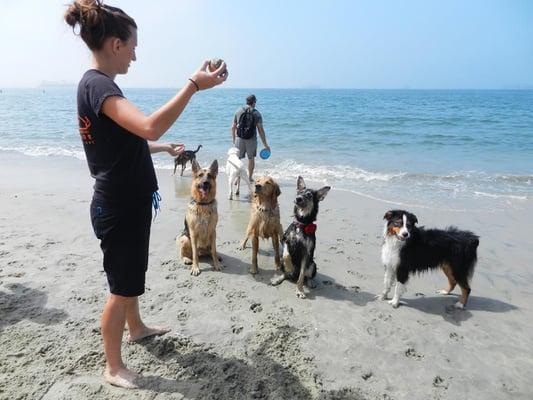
left=240, top=176, right=283, bottom=274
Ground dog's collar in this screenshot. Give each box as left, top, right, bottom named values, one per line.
left=294, top=220, right=317, bottom=235
left=189, top=199, right=215, bottom=206
left=256, top=204, right=278, bottom=213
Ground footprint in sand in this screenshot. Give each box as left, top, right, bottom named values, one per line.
left=347, top=270, right=365, bottom=279
left=449, top=332, right=463, bottom=342
left=231, top=325, right=243, bottom=334
left=361, top=371, right=373, bottom=381
left=42, top=240, right=60, bottom=249
left=161, top=259, right=180, bottom=271
left=366, top=325, right=378, bottom=336
left=176, top=280, right=193, bottom=290
left=373, top=312, right=392, bottom=322
left=433, top=375, right=448, bottom=389
left=177, top=310, right=189, bottom=322
left=405, top=347, right=423, bottom=360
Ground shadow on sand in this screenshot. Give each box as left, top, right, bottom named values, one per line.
left=403, top=293, right=518, bottom=325
left=135, top=326, right=366, bottom=400
left=0, top=283, right=68, bottom=333
left=217, top=252, right=375, bottom=307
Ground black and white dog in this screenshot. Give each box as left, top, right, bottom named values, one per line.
left=380, top=209, right=479, bottom=309
left=271, top=176, right=330, bottom=298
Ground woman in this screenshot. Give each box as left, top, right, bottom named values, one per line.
left=64, top=0, right=227, bottom=388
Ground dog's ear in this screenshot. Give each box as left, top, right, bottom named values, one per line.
left=316, top=186, right=330, bottom=201
left=297, top=176, right=306, bottom=191
left=409, top=212, right=418, bottom=225
left=209, top=159, right=218, bottom=177
left=275, top=184, right=281, bottom=197
left=383, top=210, right=393, bottom=220
left=191, top=159, right=200, bottom=175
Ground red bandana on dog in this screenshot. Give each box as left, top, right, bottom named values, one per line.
left=295, top=221, right=317, bottom=235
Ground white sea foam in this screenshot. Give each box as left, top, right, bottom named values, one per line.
left=474, top=191, right=528, bottom=201
left=0, top=145, right=86, bottom=160
left=260, top=159, right=405, bottom=184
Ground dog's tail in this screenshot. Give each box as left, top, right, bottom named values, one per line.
left=193, top=144, right=203, bottom=153
left=463, top=232, right=480, bottom=282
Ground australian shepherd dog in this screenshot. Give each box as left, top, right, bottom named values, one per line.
left=380, top=209, right=479, bottom=309
left=271, top=176, right=330, bottom=298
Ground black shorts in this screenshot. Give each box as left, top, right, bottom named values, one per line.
left=90, top=193, right=152, bottom=297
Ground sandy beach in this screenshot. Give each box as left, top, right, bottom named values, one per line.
left=1, top=151, right=532, bottom=400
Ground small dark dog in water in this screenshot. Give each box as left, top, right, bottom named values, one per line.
left=173, top=145, right=202, bottom=176
left=271, top=176, right=330, bottom=298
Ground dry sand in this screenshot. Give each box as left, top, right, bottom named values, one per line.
left=1, top=152, right=532, bottom=400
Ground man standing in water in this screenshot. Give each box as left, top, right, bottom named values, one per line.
left=231, top=94, right=271, bottom=182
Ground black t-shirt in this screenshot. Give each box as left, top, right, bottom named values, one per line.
left=77, top=69, right=158, bottom=200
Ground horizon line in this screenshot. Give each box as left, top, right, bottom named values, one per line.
left=2, top=85, right=533, bottom=91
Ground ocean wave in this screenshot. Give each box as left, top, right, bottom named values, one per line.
left=259, top=159, right=406, bottom=184
left=0, top=145, right=86, bottom=160
left=473, top=191, right=528, bottom=201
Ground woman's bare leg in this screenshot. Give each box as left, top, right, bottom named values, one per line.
left=101, top=294, right=139, bottom=389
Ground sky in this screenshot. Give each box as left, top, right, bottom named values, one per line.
left=0, top=0, right=532, bottom=89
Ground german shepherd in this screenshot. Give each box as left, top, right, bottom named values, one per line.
left=239, top=176, right=283, bottom=274
left=177, top=159, right=222, bottom=276
left=173, top=144, right=202, bottom=176
left=271, top=176, right=330, bottom=298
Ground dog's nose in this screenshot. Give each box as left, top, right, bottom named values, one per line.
left=255, top=184, right=262, bottom=190
left=402, top=232, right=409, bottom=238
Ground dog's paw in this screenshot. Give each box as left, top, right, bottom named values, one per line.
left=437, top=289, right=451, bottom=295
left=270, top=274, right=285, bottom=286
left=376, top=293, right=389, bottom=301
left=238, top=243, right=247, bottom=251
left=182, top=257, right=192, bottom=265
left=249, top=266, right=258, bottom=275
left=388, top=299, right=400, bottom=308
left=213, top=263, right=224, bottom=272
left=235, top=190, right=240, bottom=196
left=453, top=301, right=465, bottom=310
left=190, top=266, right=201, bottom=276
left=296, top=290, right=307, bottom=299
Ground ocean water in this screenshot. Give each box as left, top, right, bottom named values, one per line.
left=1, top=87, right=532, bottom=211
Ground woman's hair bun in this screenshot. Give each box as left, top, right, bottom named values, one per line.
left=64, top=1, right=104, bottom=29
left=64, top=1, right=136, bottom=51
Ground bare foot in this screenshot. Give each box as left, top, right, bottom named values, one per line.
left=104, top=366, right=140, bottom=389
left=127, top=326, right=170, bottom=343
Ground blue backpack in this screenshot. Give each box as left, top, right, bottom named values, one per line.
left=236, top=107, right=256, bottom=139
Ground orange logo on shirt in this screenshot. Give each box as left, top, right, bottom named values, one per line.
left=78, top=116, right=95, bottom=144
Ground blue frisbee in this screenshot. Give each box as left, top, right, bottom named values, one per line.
left=260, top=148, right=271, bottom=160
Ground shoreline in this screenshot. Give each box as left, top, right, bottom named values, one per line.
left=1, top=152, right=533, bottom=399
left=1, top=149, right=531, bottom=213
